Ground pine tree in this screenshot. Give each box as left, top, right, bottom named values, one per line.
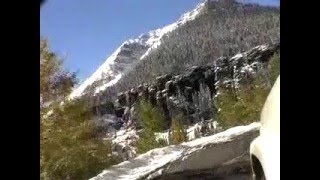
left=136, top=99, right=167, bottom=153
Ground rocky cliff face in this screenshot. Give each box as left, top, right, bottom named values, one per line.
left=93, top=42, right=279, bottom=130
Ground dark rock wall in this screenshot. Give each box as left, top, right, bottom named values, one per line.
left=93, top=43, right=279, bottom=129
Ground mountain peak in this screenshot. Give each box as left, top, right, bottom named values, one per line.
left=69, top=1, right=207, bottom=99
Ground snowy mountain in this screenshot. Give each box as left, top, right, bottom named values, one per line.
left=69, top=1, right=206, bottom=99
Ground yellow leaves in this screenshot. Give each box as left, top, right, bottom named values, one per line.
left=171, top=115, right=187, bottom=145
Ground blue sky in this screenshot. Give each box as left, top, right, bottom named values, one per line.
left=40, top=0, right=279, bottom=81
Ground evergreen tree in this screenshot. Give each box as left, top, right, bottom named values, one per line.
left=136, top=99, right=167, bottom=153
left=40, top=38, right=77, bottom=112
left=40, top=38, right=119, bottom=180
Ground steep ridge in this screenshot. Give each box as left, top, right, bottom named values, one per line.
left=70, top=0, right=279, bottom=100
left=69, top=1, right=206, bottom=99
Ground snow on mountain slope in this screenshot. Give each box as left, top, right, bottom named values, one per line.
left=69, top=1, right=206, bottom=99
left=69, top=39, right=148, bottom=99
left=139, top=1, right=206, bottom=60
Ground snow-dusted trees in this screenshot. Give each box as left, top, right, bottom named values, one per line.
left=192, top=84, right=217, bottom=122
left=114, top=2, right=279, bottom=92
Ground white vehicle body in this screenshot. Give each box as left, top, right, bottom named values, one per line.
left=250, top=76, right=280, bottom=180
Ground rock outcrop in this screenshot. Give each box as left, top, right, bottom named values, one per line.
left=90, top=123, right=260, bottom=180
left=93, top=43, right=279, bottom=130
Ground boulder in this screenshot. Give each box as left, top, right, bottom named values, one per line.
left=148, top=86, right=157, bottom=106
left=90, top=123, right=260, bottom=180
left=114, top=107, right=125, bottom=118
left=117, top=92, right=126, bottom=107
left=165, top=80, right=176, bottom=96
left=155, top=74, right=172, bottom=91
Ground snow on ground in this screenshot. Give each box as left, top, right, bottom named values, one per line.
left=183, top=122, right=259, bottom=147
left=112, top=128, right=139, bottom=146
left=155, top=131, right=170, bottom=144
left=91, top=122, right=260, bottom=180
left=241, top=64, right=255, bottom=74
left=257, top=44, right=268, bottom=51
left=92, top=146, right=184, bottom=180
left=103, top=127, right=140, bottom=160
left=154, top=119, right=220, bottom=144
left=185, top=120, right=220, bottom=141
left=104, top=127, right=139, bottom=149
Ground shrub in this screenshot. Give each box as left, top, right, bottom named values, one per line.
left=40, top=39, right=119, bottom=180
left=40, top=100, right=120, bottom=180
left=216, top=80, right=269, bottom=129
left=215, top=54, right=279, bottom=129
left=170, top=114, right=187, bottom=145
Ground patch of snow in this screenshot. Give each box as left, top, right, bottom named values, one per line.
left=241, top=64, right=255, bottom=74
left=222, top=79, right=233, bottom=84
left=112, top=128, right=139, bottom=157
left=146, top=168, right=164, bottom=179
left=155, top=119, right=220, bottom=144
left=155, top=131, right=170, bottom=144
left=183, top=122, right=260, bottom=147
left=42, top=109, right=53, bottom=119
left=186, top=122, right=202, bottom=141
left=230, top=53, right=243, bottom=61
left=112, top=128, right=139, bottom=145
left=258, top=44, right=268, bottom=51
left=95, top=74, right=122, bottom=94
left=91, top=147, right=184, bottom=180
